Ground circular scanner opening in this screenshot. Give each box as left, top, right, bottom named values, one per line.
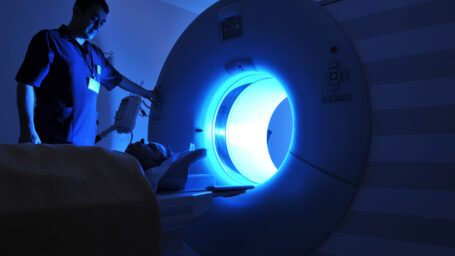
left=213, top=75, right=294, bottom=185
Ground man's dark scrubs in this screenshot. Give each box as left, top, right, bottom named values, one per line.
left=16, top=25, right=122, bottom=146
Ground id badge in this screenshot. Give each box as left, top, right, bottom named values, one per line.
left=96, top=65, right=102, bottom=75
left=88, top=77, right=100, bottom=94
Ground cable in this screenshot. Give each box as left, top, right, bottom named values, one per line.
left=141, top=100, right=150, bottom=117
left=129, top=131, right=134, bottom=145
left=95, top=125, right=115, bottom=144
left=142, top=100, right=151, bottom=109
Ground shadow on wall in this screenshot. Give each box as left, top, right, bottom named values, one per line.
left=1, top=0, right=197, bottom=150
left=0, top=0, right=73, bottom=144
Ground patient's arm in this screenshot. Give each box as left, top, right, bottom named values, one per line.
left=144, top=149, right=207, bottom=192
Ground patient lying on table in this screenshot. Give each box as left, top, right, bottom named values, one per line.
left=125, top=141, right=206, bottom=192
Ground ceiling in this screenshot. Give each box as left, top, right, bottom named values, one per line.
left=160, top=0, right=336, bottom=14
left=160, top=0, right=218, bottom=14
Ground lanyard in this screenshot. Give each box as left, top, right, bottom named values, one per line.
left=59, top=26, right=98, bottom=80
left=86, top=49, right=95, bottom=78
left=73, top=40, right=96, bottom=79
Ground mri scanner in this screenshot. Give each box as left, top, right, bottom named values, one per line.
left=149, top=0, right=371, bottom=255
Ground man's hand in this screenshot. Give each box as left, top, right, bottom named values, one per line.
left=118, top=76, right=159, bottom=101
left=142, top=89, right=154, bottom=101
left=18, top=129, right=41, bottom=144
left=146, top=88, right=160, bottom=102
left=17, top=83, right=40, bottom=144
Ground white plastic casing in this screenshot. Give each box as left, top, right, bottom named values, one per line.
left=149, top=0, right=371, bottom=255
left=114, top=96, right=142, bottom=134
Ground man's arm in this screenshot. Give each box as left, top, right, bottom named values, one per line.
left=17, top=83, right=41, bottom=144
left=117, top=75, right=156, bottom=100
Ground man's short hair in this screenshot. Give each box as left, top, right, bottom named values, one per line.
left=74, top=0, right=109, bottom=14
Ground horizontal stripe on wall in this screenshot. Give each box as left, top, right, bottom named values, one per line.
left=364, top=49, right=455, bottom=86
left=369, top=134, right=455, bottom=162
left=340, top=0, right=455, bottom=41
left=372, top=105, right=455, bottom=136
left=337, top=211, right=455, bottom=247
left=362, top=162, right=455, bottom=190
left=323, top=0, right=431, bottom=22
left=350, top=188, right=455, bottom=220
left=355, top=22, right=455, bottom=62
left=317, top=0, right=341, bottom=7
left=370, top=77, right=455, bottom=110
left=316, top=232, right=455, bottom=256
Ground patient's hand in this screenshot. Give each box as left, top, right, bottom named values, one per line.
left=125, top=142, right=168, bottom=170
left=126, top=141, right=207, bottom=191
left=158, top=149, right=207, bottom=191
left=144, top=149, right=207, bottom=191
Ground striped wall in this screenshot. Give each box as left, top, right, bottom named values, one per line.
left=312, top=0, right=455, bottom=255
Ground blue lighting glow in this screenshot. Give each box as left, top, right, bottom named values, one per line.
left=225, top=79, right=287, bottom=183
left=199, top=72, right=293, bottom=185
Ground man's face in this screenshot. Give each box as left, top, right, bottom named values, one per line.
left=125, top=142, right=168, bottom=170
left=73, top=3, right=107, bottom=40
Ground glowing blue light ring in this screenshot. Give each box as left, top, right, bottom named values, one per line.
left=196, top=72, right=266, bottom=186
left=210, top=72, right=289, bottom=184
left=209, top=73, right=271, bottom=184
left=225, top=79, right=287, bottom=183
left=214, top=83, right=251, bottom=173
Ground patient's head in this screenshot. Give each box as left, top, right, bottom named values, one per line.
left=125, top=141, right=168, bottom=170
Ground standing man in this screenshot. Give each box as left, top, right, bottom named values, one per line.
left=16, top=0, right=154, bottom=146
